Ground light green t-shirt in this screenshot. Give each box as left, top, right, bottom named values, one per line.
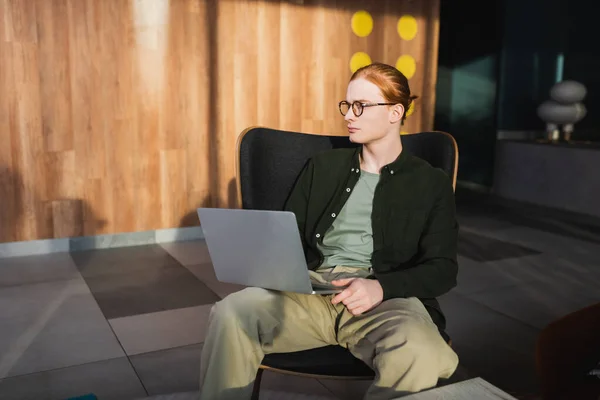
left=317, top=170, right=380, bottom=269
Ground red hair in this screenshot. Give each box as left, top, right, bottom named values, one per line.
left=351, top=62, right=417, bottom=124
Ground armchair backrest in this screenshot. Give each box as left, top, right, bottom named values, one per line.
left=236, top=127, right=458, bottom=211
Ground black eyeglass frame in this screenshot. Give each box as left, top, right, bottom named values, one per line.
left=338, top=100, right=397, bottom=117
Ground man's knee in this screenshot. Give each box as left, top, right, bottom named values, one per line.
left=403, top=323, right=457, bottom=375
left=210, top=287, right=275, bottom=325
left=382, top=323, right=433, bottom=353
left=375, top=321, right=457, bottom=370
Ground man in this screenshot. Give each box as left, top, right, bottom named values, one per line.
left=199, top=63, right=459, bottom=399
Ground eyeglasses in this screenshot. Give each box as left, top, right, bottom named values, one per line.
left=338, top=100, right=396, bottom=117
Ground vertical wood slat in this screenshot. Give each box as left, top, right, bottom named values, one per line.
left=11, top=41, right=44, bottom=240
left=51, top=199, right=83, bottom=238
left=0, top=0, right=440, bottom=243
left=4, top=0, right=38, bottom=43
left=36, top=0, right=73, bottom=153
left=0, top=3, right=16, bottom=242
left=183, top=0, right=211, bottom=219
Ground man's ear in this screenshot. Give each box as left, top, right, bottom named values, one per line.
left=390, top=104, right=405, bottom=124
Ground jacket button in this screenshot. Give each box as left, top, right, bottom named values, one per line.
left=316, top=233, right=321, bottom=238
left=346, top=188, right=351, bottom=192
left=351, top=168, right=354, bottom=172
left=390, top=170, right=394, bottom=174
left=331, top=213, right=336, bottom=218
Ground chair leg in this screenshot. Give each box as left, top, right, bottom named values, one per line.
left=251, top=368, right=264, bottom=400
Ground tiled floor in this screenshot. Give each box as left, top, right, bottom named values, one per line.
left=1, top=191, right=600, bottom=399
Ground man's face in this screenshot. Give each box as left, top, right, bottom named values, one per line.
left=343, top=78, right=404, bottom=144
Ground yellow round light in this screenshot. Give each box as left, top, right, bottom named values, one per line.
left=396, top=55, right=416, bottom=79
left=351, top=11, right=373, bottom=37
left=350, top=52, right=372, bottom=73
left=397, top=15, right=418, bottom=40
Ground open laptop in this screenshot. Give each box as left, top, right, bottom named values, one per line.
left=197, top=208, right=348, bottom=295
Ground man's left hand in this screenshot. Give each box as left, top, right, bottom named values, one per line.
left=331, top=278, right=383, bottom=316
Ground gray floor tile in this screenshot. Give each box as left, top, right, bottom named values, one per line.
left=317, top=378, right=371, bottom=400
left=457, top=213, right=516, bottom=233
left=0, top=279, right=124, bottom=378
left=259, top=370, right=338, bottom=398
left=72, top=244, right=219, bottom=319
left=184, top=263, right=246, bottom=299
left=457, top=199, right=600, bottom=245
left=463, top=274, right=600, bottom=330
left=160, top=240, right=212, bottom=266
left=133, top=361, right=338, bottom=399
left=463, top=226, right=600, bottom=266
left=134, top=391, right=199, bottom=400
left=258, top=391, right=337, bottom=400
left=401, top=377, right=519, bottom=400
left=512, top=214, right=600, bottom=245
left=0, top=357, right=146, bottom=400
left=137, top=390, right=337, bottom=400
left=71, top=244, right=182, bottom=278
left=130, top=344, right=202, bottom=396
left=0, top=253, right=81, bottom=288
left=110, top=305, right=213, bottom=355
left=82, top=263, right=219, bottom=319
left=458, top=231, right=541, bottom=262
left=319, top=365, right=474, bottom=399
left=438, top=291, right=540, bottom=396
left=455, top=254, right=562, bottom=296
left=536, top=254, right=600, bottom=290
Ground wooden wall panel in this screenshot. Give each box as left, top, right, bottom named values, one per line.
left=0, top=0, right=440, bottom=243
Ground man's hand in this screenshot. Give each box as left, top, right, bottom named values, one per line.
left=331, top=278, right=383, bottom=316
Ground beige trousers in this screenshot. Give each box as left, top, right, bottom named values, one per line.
left=199, top=270, right=458, bottom=400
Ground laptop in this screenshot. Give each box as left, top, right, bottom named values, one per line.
left=197, top=208, right=348, bottom=294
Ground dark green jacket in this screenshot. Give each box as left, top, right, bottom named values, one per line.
left=283, top=147, right=458, bottom=335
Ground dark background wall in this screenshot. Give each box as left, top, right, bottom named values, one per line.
left=561, top=2, right=600, bottom=141
left=496, top=0, right=566, bottom=132
left=435, top=0, right=600, bottom=188
left=434, top=0, right=504, bottom=188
